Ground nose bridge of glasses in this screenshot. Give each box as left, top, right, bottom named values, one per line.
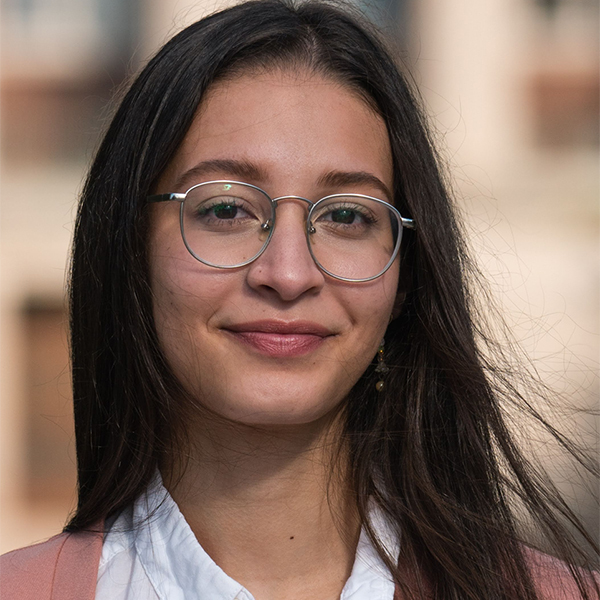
left=271, top=195, right=314, bottom=210
left=258, top=196, right=319, bottom=270
left=266, top=195, right=315, bottom=230
left=263, top=195, right=313, bottom=233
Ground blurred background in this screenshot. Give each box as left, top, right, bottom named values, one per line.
left=0, top=0, right=598, bottom=553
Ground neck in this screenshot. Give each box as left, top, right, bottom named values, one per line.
left=162, top=412, right=360, bottom=600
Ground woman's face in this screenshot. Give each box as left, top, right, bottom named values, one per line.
left=149, top=69, right=398, bottom=426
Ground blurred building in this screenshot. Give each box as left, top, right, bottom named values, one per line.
left=1, top=0, right=598, bottom=553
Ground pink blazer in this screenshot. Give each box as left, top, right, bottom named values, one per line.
left=0, top=530, right=103, bottom=600
left=0, top=529, right=595, bottom=599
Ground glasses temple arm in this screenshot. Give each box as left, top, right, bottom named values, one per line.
left=146, top=193, right=186, bottom=203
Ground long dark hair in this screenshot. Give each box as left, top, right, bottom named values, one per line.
left=67, top=1, right=599, bottom=598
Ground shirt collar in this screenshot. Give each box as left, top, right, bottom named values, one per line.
left=131, top=472, right=397, bottom=600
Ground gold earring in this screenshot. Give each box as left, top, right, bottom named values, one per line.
left=375, top=339, right=389, bottom=392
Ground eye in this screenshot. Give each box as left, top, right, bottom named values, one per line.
left=315, top=202, right=376, bottom=227
left=184, top=186, right=272, bottom=235
left=196, top=197, right=253, bottom=220
left=326, top=208, right=361, bottom=224
left=206, top=203, right=240, bottom=219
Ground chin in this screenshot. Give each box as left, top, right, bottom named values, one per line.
left=200, top=383, right=348, bottom=428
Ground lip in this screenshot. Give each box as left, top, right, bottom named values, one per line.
left=223, top=320, right=334, bottom=358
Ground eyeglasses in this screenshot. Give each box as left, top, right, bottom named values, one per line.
left=147, top=180, right=415, bottom=282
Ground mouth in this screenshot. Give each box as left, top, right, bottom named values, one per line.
left=222, top=320, right=335, bottom=358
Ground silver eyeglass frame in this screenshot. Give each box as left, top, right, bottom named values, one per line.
left=147, top=180, right=416, bottom=283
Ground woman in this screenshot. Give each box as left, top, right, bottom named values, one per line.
left=1, top=1, right=598, bottom=598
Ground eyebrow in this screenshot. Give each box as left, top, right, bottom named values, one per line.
left=317, top=170, right=392, bottom=201
left=173, top=159, right=268, bottom=191
left=174, top=159, right=392, bottom=201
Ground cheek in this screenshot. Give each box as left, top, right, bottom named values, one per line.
left=149, top=246, right=211, bottom=374
left=337, top=266, right=399, bottom=370
left=151, top=257, right=220, bottom=338
left=347, top=265, right=399, bottom=324
left=150, top=265, right=197, bottom=387
left=150, top=217, right=219, bottom=316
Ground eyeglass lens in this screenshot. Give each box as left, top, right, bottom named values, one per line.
left=181, top=182, right=400, bottom=280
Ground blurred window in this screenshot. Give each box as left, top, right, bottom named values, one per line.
left=530, top=71, right=599, bottom=147
left=22, top=299, right=75, bottom=506
left=1, top=0, right=141, bottom=163
left=2, top=0, right=139, bottom=78
left=529, top=0, right=599, bottom=147
left=535, top=0, right=598, bottom=17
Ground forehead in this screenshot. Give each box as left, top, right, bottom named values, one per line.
left=158, top=69, right=393, bottom=197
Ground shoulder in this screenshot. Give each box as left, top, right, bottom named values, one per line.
left=0, top=527, right=103, bottom=600
left=525, top=547, right=599, bottom=600
left=1, top=533, right=70, bottom=599
left=391, top=548, right=598, bottom=600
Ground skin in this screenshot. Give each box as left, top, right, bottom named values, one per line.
left=149, top=69, right=398, bottom=600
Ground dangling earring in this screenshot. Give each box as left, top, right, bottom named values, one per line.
left=375, top=339, right=389, bottom=392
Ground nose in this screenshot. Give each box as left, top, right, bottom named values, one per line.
left=246, top=198, right=325, bottom=301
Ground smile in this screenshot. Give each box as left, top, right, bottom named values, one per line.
left=223, top=320, right=334, bottom=358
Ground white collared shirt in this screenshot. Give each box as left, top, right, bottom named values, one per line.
left=95, top=475, right=397, bottom=600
